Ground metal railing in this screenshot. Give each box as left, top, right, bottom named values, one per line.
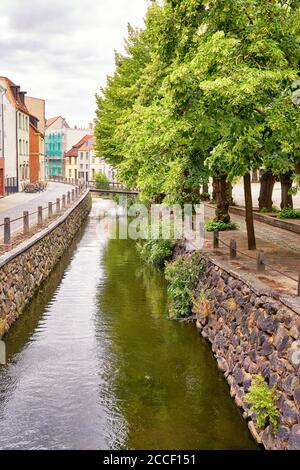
left=0, top=182, right=87, bottom=249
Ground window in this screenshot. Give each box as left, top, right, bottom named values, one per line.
left=80, top=164, right=83, bottom=169
left=22, top=114, right=25, bottom=130
left=86, top=152, right=89, bottom=160
left=26, top=141, right=28, bottom=155
left=80, top=152, right=83, bottom=160
left=19, top=139, right=22, bottom=155
left=19, top=114, right=22, bottom=129
left=69, top=169, right=72, bottom=177
left=86, top=164, right=88, bottom=170
left=25, top=116, right=28, bottom=130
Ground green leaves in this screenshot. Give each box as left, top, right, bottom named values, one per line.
left=245, top=374, right=280, bottom=433
left=95, top=0, right=300, bottom=201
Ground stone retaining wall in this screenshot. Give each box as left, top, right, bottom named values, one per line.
left=195, top=255, right=300, bottom=450
left=0, top=191, right=92, bottom=338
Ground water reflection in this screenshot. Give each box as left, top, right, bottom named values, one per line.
left=0, top=199, right=257, bottom=450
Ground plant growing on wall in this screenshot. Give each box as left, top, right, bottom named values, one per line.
left=245, top=375, right=280, bottom=433
left=165, top=252, right=204, bottom=318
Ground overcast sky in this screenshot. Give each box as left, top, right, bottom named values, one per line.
left=0, top=0, right=149, bottom=127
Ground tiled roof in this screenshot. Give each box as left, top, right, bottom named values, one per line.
left=65, top=134, right=93, bottom=158
left=46, top=116, right=62, bottom=127
left=0, top=76, right=29, bottom=114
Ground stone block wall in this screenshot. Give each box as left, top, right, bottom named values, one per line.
left=195, top=256, right=300, bottom=450
left=0, top=192, right=92, bottom=338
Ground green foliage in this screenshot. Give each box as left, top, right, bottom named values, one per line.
left=95, top=1, right=300, bottom=205
left=205, top=220, right=237, bottom=232
left=245, top=375, right=280, bottom=433
left=165, top=253, right=204, bottom=318
left=259, top=206, right=279, bottom=214
left=277, top=207, right=300, bottom=219
left=137, top=238, right=176, bottom=267
left=95, top=172, right=110, bottom=190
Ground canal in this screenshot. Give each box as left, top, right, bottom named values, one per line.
left=0, top=199, right=257, bottom=450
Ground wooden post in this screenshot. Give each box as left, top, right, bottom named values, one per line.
left=56, top=198, right=60, bottom=213
left=213, top=230, right=219, bottom=249
left=257, top=250, right=266, bottom=273
left=48, top=202, right=53, bottom=218
left=4, top=218, right=11, bottom=245
left=38, top=206, right=43, bottom=226
left=230, top=239, right=237, bottom=259
left=62, top=194, right=66, bottom=209
left=243, top=172, right=256, bottom=250
left=23, top=211, right=29, bottom=235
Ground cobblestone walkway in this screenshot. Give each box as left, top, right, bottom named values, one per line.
left=204, top=205, right=300, bottom=297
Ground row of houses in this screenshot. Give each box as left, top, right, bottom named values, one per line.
left=0, top=76, right=115, bottom=198
left=45, top=116, right=115, bottom=182
left=0, top=76, right=45, bottom=196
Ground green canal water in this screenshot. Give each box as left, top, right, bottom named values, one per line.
left=0, top=199, right=257, bottom=450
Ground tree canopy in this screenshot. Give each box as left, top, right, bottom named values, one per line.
left=95, top=0, right=300, bottom=206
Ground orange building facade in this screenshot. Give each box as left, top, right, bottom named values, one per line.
left=29, top=116, right=43, bottom=183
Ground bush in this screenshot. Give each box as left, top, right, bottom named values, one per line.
left=137, top=238, right=176, bottom=267
left=165, top=252, right=204, bottom=319
left=245, top=375, right=279, bottom=433
left=259, top=206, right=279, bottom=213
left=95, top=172, right=110, bottom=190
left=23, top=181, right=47, bottom=193
left=277, top=207, right=300, bottom=219
left=205, top=220, right=237, bottom=232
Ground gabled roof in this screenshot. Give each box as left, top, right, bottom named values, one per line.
left=46, top=116, right=69, bottom=128
left=0, top=76, right=29, bottom=114
left=65, top=134, right=93, bottom=158
left=79, top=136, right=95, bottom=151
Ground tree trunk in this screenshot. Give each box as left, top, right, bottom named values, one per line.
left=202, top=181, right=209, bottom=194
left=212, top=177, right=217, bottom=202
left=244, top=172, right=256, bottom=250
left=280, top=173, right=293, bottom=209
left=226, top=182, right=234, bottom=206
left=258, top=170, right=276, bottom=211
left=252, top=170, right=259, bottom=183
left=214, top=175, right=231, bottom=223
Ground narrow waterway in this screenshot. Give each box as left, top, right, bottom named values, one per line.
left=0, top=199, right=257, bottom=450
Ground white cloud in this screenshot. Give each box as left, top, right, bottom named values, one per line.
left=0, top=0, right=150, bottom=126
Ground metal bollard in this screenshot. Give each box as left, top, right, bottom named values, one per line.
left=257, top=250, right=266, bottom=273
left=56, top=198, right=60, bottom=213
left=213, top=230, right=219, bottom=249
left=48, top=202, right=53, bottom=218
left=4, top=218, right=11, bottom=245
left=38, top=206, right=43, bottom=226
left=230, top=239, right=237, bottom=260
left=23, top=211, right=29, bottom=235
left=75, top=187, right=78, bottom=198
left=62, top=194, right=66, bottom=208
left=71, top=189, right=75, bottom=201
left=67, top=191, right=71, bottom=205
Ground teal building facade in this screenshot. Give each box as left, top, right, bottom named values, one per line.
left=45, top=132, right=63, bottom=177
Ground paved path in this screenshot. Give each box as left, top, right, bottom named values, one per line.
left=0, top=182, right=74, bottom=241
left=204, top=205, right=300, bottom=296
